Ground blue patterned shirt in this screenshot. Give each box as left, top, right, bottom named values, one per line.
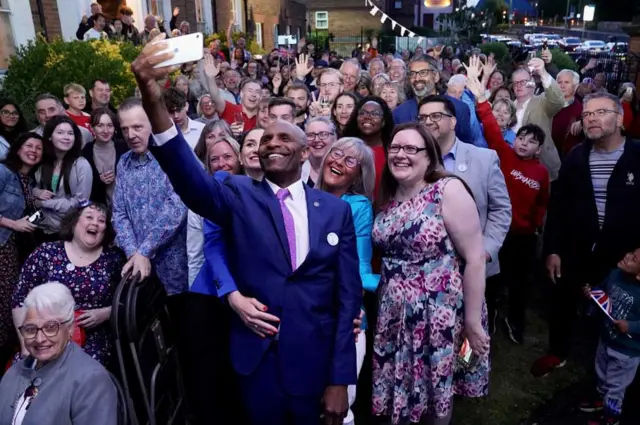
left=112, top=150, right=188, bottom=295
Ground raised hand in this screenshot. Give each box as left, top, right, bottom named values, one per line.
left=466, top=76, right=486, bottom=101
left=483, top=53, right=496, bottom=77
left=130, top=33, right=179, bottom=102
left=203, top=53, right=220, bottom=78
left=528, top=57, right=548, bottom=78
left=541, top=48, right=553, bottom=64
left=371, top=37, right=378, bottom=49
left=173, top=7, right=179, bottom=17
left=434, top=45, right=444, bottom=58
left=464, top=55, right=482, bottom=80
left=272, top=73, right=283, bottom=90
left=295, top=53, right=312, bottom=80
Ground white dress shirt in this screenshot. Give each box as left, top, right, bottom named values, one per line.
left=152, top=124, right=310, bottom=270
left=265, top=178, right=309, bottom=269
left=186, top=210, right=205, bottom=287
left=181, top=118, right=205, bottom=151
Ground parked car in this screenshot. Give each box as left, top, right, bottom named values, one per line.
left=576, top=40, right=606, bottom=53
left=559, top=37, right=582, bottom=52
left=605, top=42, right=628, bottom=55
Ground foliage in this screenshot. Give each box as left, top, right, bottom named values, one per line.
left=540, top=48, right=579, bottom=72
left=493, top=23, right=510, bottom=32
left=437, top=6, right=489, bottom=48
left=204, top=31, right=264, bottom=56
left=479, top=42, right=510, bottom=63
left=1, top=37, right=140, bottom=125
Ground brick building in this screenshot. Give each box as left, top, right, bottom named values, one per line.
left=0, top=0, right=307, bottom=70
left=307, top=0, right=383, bottom=34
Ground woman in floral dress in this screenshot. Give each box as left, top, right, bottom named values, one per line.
left=372, top=123, right=491, bottom=425
left=12, top=202, right=124, bottom=367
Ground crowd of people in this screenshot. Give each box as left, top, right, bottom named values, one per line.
left=0, top=8, right=639, bottom=425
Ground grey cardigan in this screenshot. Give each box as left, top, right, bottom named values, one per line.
left=35, top=157, right=93, bottom=234
left=0, top=342, right=117, bottom=425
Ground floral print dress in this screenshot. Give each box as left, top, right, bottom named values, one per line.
left=371, top=179, right=490, bottom=424
left=12, top=241, right=125, bottom=367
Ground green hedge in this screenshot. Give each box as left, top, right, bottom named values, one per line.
left=1, top=37, right=141, bottom=125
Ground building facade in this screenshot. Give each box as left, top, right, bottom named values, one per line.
left=0, top=0, right=306, bottom=70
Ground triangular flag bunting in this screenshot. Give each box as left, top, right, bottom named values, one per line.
left=417, top=36, right=424, bottom=45
left=400, top=26, right=407, bottom=36
left=380, top=13, right=388, bottom=24
left=391, top=20, right=397, bottom=30
left=408, top=31, right=415, bottom=38
left=370, top=5, right=379, bottom=16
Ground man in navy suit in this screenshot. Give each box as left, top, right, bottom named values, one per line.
left=131, top=36, right=362, bottom=425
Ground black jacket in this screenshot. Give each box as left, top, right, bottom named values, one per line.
left=544, top=137, right=640, bottom=285
left=82, top=140, right=128, bottom=205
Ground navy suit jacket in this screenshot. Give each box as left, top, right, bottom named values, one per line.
left=150, top=128, right=362, bottom=396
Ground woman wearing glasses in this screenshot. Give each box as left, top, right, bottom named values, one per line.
left=0, top=282, right=117, bottom=425
left=11, top=202, right=124, bottom=368
left=372, top=123, right=489, bottom=425
left=304, top=117, right=337, bottom=187
left=316, top=137, right=379, bottom=425
left=0, top=101, right=28, bottom=160
left=342, top=96, right=395, bottom=199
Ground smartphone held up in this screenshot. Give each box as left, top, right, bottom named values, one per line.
left=152, top=32, right=204, bottom=68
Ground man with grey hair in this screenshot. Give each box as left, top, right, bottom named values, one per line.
left=552, top=69, right=583, bottom=157
left=534, top=91, right=640, bottom=385
left=368, top=57, right=385, bottom=78
left=340, top=59, right=362, bottom=93
left=511, top=55, right=564, bottom=180
left=388, top=58, right=406, bottom=86
left=131, top=36, right=362, bottom=425
left=33, top=93, right=93, bottom=146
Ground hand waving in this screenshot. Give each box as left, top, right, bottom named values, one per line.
left=464, top=55, right=483, bottom=80
left=466, top=76, right=485, bottom=101
left=483, top=53, right=496, bottom=78
left=295, top=53, right=313, bottom=80
left=203, top=53, right=220, bottom=79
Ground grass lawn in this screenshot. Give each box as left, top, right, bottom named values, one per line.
left=451, top=310, right=585, bottom=425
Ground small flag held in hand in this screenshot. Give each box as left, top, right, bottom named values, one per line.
left=590, top=289, right=614, bottom=321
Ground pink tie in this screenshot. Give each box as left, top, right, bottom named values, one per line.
left=276, top=188, right=297, bottom=269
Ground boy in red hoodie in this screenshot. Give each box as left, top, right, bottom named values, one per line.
left=468, top=75, right=550, bottom=344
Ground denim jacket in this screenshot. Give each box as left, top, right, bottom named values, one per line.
left=0, top=164, right=26, bottom=246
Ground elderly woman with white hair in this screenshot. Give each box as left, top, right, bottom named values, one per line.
left=0, top=282, right=117, bottom=425
left=316, top=137, right=380, bottom=425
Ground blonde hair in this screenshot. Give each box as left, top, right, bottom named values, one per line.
left=318, top=68, right=344, bottom=86
left=64, top=83, right=86, bottom=97
left=206, top=136, right=241, bottom=172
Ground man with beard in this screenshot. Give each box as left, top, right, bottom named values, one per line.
left=533, top=93, right=640, bottom=386
left=393, top=56, right=475, bottom=144
left=286, top=83, right=311, bottom=126
left=221, top=69, right=241, bottom=104
left=202, top=54, right=261, bottom=132
left=32, top=93, right=93, bottom=146
left=130, top=36, right=361, bottom=425
left=418, top=95, right=511, bottom=336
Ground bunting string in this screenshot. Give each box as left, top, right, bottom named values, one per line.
left=365, top=0, right=424, bottom=47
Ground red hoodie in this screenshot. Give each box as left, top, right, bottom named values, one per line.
left=476, top=101, right=550, bottom=234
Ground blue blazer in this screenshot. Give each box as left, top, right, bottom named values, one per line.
left=150, top=128, right=362, bottom=396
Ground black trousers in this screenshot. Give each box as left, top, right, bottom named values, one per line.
left=497, top=231, right=538, bottom=334
left=167, top=292, right=246, bottom=425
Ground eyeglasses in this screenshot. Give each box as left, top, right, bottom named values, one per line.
left=512, top=80, right=532, bottom=88
left=358, top=110, right=384, bottom=119
left=0, top=109, right=19, bottom=117
left=330, top=148, right=360, bottom=168
left=319, top=82, right=342, bottom=90
left=306, top=131, right=334, bottom=140
left=388, top=144, right=428, bottom=155
left=580, top=109, right=618, bottom=120
left=19, top=319, right=71, bottom=339
left=417, top=112, right=453, bottom=124
left=408, top=69, right=437, bottom=79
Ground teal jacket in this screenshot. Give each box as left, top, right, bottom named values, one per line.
left=342, top=193, right=380, bottom=330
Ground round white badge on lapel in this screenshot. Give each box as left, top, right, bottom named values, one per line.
left=458, top=163, right=467, bottom=173
left=327, top=232, right=339, bottom=246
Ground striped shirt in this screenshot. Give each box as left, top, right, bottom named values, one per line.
left=589, top=143, right=625, bottom=228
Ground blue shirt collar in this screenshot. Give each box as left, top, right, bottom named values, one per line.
left=442, top=138, right=459, bottom=161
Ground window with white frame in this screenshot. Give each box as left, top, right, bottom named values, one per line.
left=255, top=23, right=263, bottom=47
left=0, top=0, right=15, bottom=69
left=195, top=0, right=205, bottom=32
left=232, top=0, right=243, bottom=31
left=147, top=0, right=161, bottom=15
left=315, top=12, right=328, bottom=29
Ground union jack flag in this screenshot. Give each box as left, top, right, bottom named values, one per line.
left=590, top=288, right=612, bottom=318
